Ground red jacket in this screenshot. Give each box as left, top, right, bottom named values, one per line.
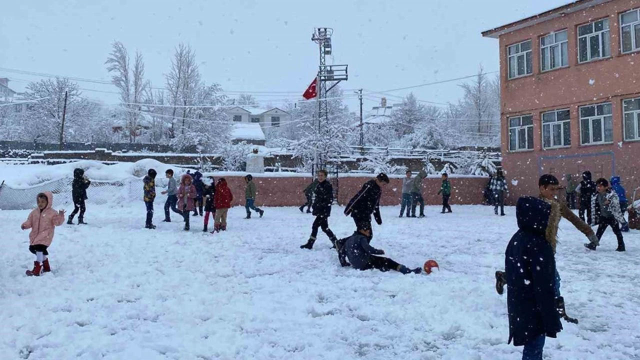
left=214, top=179, right=233, bottom=209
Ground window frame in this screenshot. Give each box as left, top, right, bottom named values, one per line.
left=233, top=115, right=242, bottom=122
left=541, top=109, right=571, bottom=149
left=540, top=30, right=569, bottom=72
left=577, top=18, right=611, bottom=63
left=620, top=8, right=640, bottom=54
left=508, top=114, right=534, bottom=152
left=271, top=116, right=281, bottom=127
left=623, top=97, right=640, bottom=142
left=250, top=117, right=261, bottom=123
left=579, top=102, right=614, bottom=145
left=507, top=40, right=533, bottom=80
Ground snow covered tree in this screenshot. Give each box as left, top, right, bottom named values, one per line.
left=467, top=156, right=498, bottom=176
left=105, top=41, right=148, bottom=143
left=358, top=151, right=404, bottom=175
left=440, top=162, right=456, bottom=175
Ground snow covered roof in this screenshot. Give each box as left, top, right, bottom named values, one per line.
left=231, top=123, right=265, bottom=141
left=363, top=104, right=400, bottom=125
left=226, top=106, right=289, bottom=116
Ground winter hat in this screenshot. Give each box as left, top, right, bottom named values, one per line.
left=73, top=168, right=84, bottom=178
left=376, top=173, right=389, bottom=184
left=245, top=174, right=253, bottom=181
left=148, top=169, right=157, bottom=179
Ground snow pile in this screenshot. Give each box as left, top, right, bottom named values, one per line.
left=0, top=205, right=639, bottom=358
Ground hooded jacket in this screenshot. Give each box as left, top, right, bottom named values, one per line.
left=565, top=174, right=577, bottom=193
left=304, top=179, right=319, bottom=196
left=591, top=189, right=626, bottom=224
left=343, top=231, right=385, bottom=270
left=193, top=171, right=204, bottom=197
left=143, top=170, right=157, bottom=202
left=22, top=192, right=65, bottom=247
left=177, top=174, right=197, bottom=211
left=203, top=179, right=216, bottom=212
left=505, top=196, right=562, bottom=346
left=214, top=179, right=233, bottom=209
left=610, top=176, right=628, bottom=206
left=410, top=169, right=427, bottom=194
left=344, top=179, right=382, bottom=225
left=401, top=176, right=414, bottom=194
left=72, top=168, right=91, bottom=202
left=576, top=171, right=596, bottom=200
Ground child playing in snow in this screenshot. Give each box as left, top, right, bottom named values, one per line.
left=177, top=174, right=197, bottom=231
left=585, top=178, right=628, bottom=251
left=68, top=168, right=91, bottom=225
left=192, top=171, right=205, bottom=217
left=244, top=175, right=264, bottom=219
left=162, top=169, right=182, bottom=222
left=437, top=173, right=452, bottom=213
left=400, top=170, right=414, bottom=218
left=610, top=176, right=629, bottom=232
left=343, top=173, right=389, bottom=243
left=300, top=169, right=338, bottom=250
left=504, top=196, right=563, bottom=360
left=213, top=178, right=233, bottom=232
left=337, top=226, right=421, bottom=274
left=143, top=169, right=157, bottom=229
left=21, top=192, right=66, bottom=276
left=202, top=176, right=216, bottom=232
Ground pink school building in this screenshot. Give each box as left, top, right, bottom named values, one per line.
left=483, top=0, right=640, bottom=201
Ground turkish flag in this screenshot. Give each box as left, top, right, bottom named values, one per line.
left=302, top=78, right=317, bottom=100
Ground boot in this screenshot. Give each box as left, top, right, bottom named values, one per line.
left=584, top=242, right=597, bottom=250
left=621, top=223, right=630, bottom=232
left=335, top=238, right=350, bottom=267
left=78, top=218, right=87, bottom=225
left=556, top=296, right=579, bottom=324
left=211, top=224, right=220, bottom=234
left=162, top=219, right=171, bottom=222
left=245, top=213, right=251, bottom=219
left=203, top=224, right=208, bottom=232
left=495, top=271, right=506, bottom=295
left=616, top=240, right=626, bottom=252
left=330, top=236, right=337, bottom=249
left=306, top=208, right=311, bottom=214
left=26, top=261, right=42, bottom=277
left=42, top=258, right=51, bottom=273
left=67, top=215, right=74, bottom=225
left=184, top=220, right=190, bottom=231
left=495, top=207, right=498, bottom=215
left=259, top=210, right=264, bottom=218
left=300, top=237, right=316, bottom=250
left=221, top=224, right=227, bottom=231
left=145, top=224, right=156, bottom=229
left=299, top=206, right=304, bottom=213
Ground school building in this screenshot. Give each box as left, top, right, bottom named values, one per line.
left=482, top=0, right=640, bottom=201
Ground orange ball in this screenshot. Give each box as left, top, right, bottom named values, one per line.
left=423, top=260, right=439, bottom=274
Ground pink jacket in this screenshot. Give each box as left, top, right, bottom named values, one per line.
left=21, top=192, right=65, bottom=247
left=177, top=175, right=197, bottom=211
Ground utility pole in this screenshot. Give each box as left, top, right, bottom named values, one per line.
left=311, top=28, right=348, bottom=171
left=59, top=91, right=68, bottom=151
left=356, top=89, right=363, bottom=150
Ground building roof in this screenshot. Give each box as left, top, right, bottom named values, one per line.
left=226, top=106, right=289, bottom=116
left=362, top=104, right=400, bottom=125
left=231, top=123, right=266, bottom=141
left=0, top=82, right=17, bottom=95
left=482, top=0, right=612, bottom=39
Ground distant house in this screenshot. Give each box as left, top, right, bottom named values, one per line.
left=231, top=123, right=266, bottom=146
left=0, top=78, right=26, bottom=113
left=224, top=106, right=291, bottom=130
left=363, top=98, right=400, bottom=126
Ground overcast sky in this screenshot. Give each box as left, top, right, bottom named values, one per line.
left=1, top=0, right=564, bottom=111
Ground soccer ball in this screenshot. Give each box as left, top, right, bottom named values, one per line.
left=423, top=260, right=439, bottom=274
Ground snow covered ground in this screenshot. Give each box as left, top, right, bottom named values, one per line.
left=1, top=203, right=639, bottom=360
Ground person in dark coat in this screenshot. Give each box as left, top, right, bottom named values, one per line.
left=585, top=178, right=627, bottom=251
left=576, top=171, right=596, bottom=225
left=300, top=179, right=318, bottom=213
left=343, top=173, right=389, bottom=243
left=339, top=228, right=421, bottom=274
left=192, top=171, right=205, bottom=216
left=505, top=196, right=562, bottom=360
left=610, top=176, right=629, bottom=232
left=202, top=176, right=216, bottom=232
left=300, top=170, right=338, bottom=249
left=67, top=168, right=91, bottom=225
left=489, top=169, right=508, bottom=216
left=143, top=169, right=157, bottom=229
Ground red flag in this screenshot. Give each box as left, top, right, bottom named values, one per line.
left=302, top=78, right=317, bottom=100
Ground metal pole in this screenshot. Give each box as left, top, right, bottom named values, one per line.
left=59, top=91, right=68, bottom=151
left=358, top=89, right=363, bottom=148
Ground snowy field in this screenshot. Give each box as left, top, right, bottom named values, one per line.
left=1, top=203, right=639, bottom=360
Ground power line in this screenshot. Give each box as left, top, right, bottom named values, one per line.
left=370, top=71, right=499, bottom=93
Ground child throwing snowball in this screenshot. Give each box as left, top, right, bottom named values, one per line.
left=21, top=192, right=66, bottom=276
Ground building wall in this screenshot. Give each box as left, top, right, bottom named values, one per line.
left=497, top=0, right=640, bottom=201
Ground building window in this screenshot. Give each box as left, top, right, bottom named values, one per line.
left=621, top=9, right=640, bottom=53
left=578, top=19, right=610, bottom=63
left=542, top=109, right=571, bottom=149
left=233, top=115, right=242, bottom=122
left=508, top=115, right=534, bottom=151
left=271, top=116, right=280, bottom=127
left=623, top=97, right=640, bottom=141
left=251, top=117, right=261, bottom=123
left=540, top=30, right=568, bottom=71
left=580, top=103, right=613, bottom=145
left=507, top=40, right=532, bottom=79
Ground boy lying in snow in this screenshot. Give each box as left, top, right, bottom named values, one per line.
left=335, top=227, right=421, bottom=274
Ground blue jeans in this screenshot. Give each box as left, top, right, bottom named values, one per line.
left=400, top=193, right=412, bottom=216
left=245, top=198, right=262, bottom=215
left=145, top=201, right=154, bottom=226
left=522, top=335, right=545, bottom=360
left=164, top=195, right=182, bottom=220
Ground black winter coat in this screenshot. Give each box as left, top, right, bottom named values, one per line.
left=344, top=179, right=382, bottom=224
left=579, top=171, right=596, bottom=200
left=203, top=183, right=216, bottom=212
left=72, top=169, right=91, bottom=203
left=505, top=196, right=562, bottom=346
left=312, top=180, right=333, bottom=217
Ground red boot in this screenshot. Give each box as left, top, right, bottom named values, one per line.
left=42, top=259, right=51, bottom=273
left=26, top=261, right=42, bottom=277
